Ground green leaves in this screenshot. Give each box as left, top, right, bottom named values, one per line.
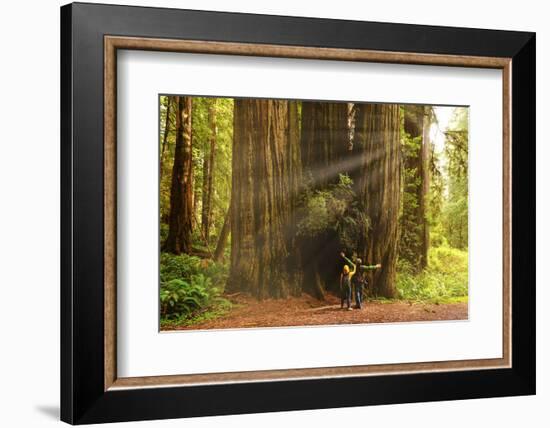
left=296, top=173, right=369, bottom=247
left=159, top=253, right=229, bottom=321
left=160, top=277, right=211, bottom=319
left=396, top=246, right=468, bottom=302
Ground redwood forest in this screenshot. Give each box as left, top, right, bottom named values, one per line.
left=159, top=95, right=469, bottom=330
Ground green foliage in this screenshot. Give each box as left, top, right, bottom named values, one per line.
left=160, top=223, right=169, bottom=245
left=399, top=176, right=423, bottom=262
left=441, top=108, right=469, bottom=249
left=160, top=252, right=200, bottom=282
left=402, top=134, right=422, bottom=160
left=396, top=245, right=468, bottom=302
left=158, top=99, right=471, bottom=316
left=449, top=107, right=468, bottom=133
left=161, top=298, right=233, bottom=329
left=441, top=177, right=468, bottom=249
left=158, top=96, right=234, bottom=327
left=159, top=96, right=234, bottom=248
left=396, top=106, right=469, bottom=303
left=428, top=224, right=448, bottom=248
left=160, top=277, right=212, bottom=319
left=399, top=128, right=425, bottom=266
left=296, top=174, right=369, bottom=250
left=296, top=190, right=332, bottom=236
left=428, top=148, right=444, bottom=227
left=190, top=97, right=234, bottom=243
left=159, top=252, right=229, bottom=321
left=160, top=252, right=228, bottom=290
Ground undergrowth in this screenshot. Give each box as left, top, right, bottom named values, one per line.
left=159, top=253, right=230, bottom=326
left=396, top=246, right=468, bottom=304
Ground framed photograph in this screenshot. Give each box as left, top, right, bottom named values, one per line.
left=60, top=2, right=535, bottom=424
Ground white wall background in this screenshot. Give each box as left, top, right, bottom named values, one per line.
left=0, top=0, right=545, bottom=427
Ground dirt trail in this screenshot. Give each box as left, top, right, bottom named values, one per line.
left=165, top=293, right=468, bottom=331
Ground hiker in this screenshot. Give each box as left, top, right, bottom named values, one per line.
left=340, top=263, right=354, bottom=310
left=340, top=252, right=381, bottom=309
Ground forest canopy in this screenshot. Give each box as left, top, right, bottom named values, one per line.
left=158, top=95, right=469, bottom=328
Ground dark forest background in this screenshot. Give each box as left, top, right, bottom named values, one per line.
left=158, top=96, right=468, bottom=327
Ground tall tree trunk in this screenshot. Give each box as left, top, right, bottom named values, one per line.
left=159, top=97, right=172, bottom=183
left=228, top=99, right=295, bottom=299
left=214, top=209, right=231, bottom=262
left=192, top=168, right=200, bottom=233
left=355, top=104, right=401, bottom=298
left=300, top=102, right=350, bottom=188
left=286, top=101, right=305, bottom=297
left=300, top=102, right=349, bottom=298
left=420, top=107, right=431, bottom=269
left=201, top=99, right=217, bottom=241
left=401, top=105, right=430, bottom=271
left=164, top=96, right=193, bottom=254
left=201, top=151, right=210, bottom=239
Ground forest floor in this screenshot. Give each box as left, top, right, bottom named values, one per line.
left=163, top=292, right=468, bottom=331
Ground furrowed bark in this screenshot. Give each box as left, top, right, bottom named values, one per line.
left=300, top=102, right=350, bottom=298
left=201, top=98, right=217, bottom=241
left=228, top=99, right=297, bottom=299
left=301, top=102, right=350, bottom=188
left=164, top=96, right=193, bottom=254
left=286, top=101, right=305, bottom=297
left=355, top=103, right=401, bottom=297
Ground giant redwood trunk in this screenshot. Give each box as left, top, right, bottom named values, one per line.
left=301, top=102, right=350, bottom=188
left=401, top=105, right=430, bottom=271
left=355, top=104, right=401, bottom=297
left=285, top=101, right=305, bottom=297
left=201, top=99, right=217, bottom=241
left=228, top=99, right=298, bottom=299
left=299, top=102, right=350, bottom=298
left=164, top=96, right=193, bottom=254
left=420, top=108, right=431, bottom=267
